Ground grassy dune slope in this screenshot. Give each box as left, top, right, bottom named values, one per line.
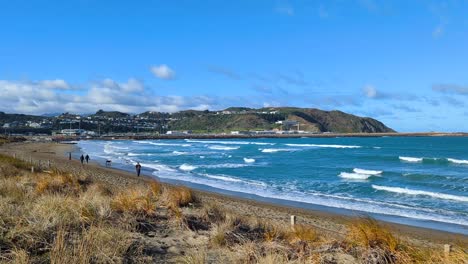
left=0, top=152, right=466, bottom=263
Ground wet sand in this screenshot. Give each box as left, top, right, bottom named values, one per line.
left=0, top=141, right=466, bottom=248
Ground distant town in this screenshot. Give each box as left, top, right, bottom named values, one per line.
left=0, top=108, right=313, bottom=138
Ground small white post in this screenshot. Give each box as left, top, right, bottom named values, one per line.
left=290, top=215, right=296, bottom=227
left=444, top=244, right=451, bottom=256
left=13, top=153, right=16, bottom=159
left=31, top=166, right=34, bottom=173
left=48, top=160, right=51, bottom=167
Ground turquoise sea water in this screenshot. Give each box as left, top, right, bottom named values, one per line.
left=78, top=137, right=468, bottom=233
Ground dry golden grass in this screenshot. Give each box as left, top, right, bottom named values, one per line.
left=164, top=186, right=194, bottom=207
left=177, top=248, right=207, bottom=264
left=347, top=217, right=399, bottom=251
left=50, top=226, right=135, bottom=264
left=149, top=180, right=161, bottom=196
left=35, top=173, right=81, bottom=196
left=110, top=186, right=158, bottom=216
left=286, top=224, right=318, bottom=244
left=0, top=153, right=33, bottom=171
left=202, top=202, right=226, bottom=223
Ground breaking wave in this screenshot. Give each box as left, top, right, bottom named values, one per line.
left=372, top=185, right=468, bottom=202
left=339, top=172, right=371, bottom=180
left=179, top=164, right=198, bottom=171
left=399, top=156, right=423, bottom=163
left=243, top=158, right=255, bottom=163
left=209, top=145, right=240, bottom=151
left=353, top=168, right=382, bottom=175
left=285, top=144, right=361, bottom=148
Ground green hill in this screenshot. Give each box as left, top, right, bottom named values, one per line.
left=168, top=107, right=395, bottom=133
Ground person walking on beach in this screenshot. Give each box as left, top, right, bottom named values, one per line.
left=135, top=162, right=142, bottom=177
left=85, top=154, right=90, bottom=164
left=80, top=154, right=84, bottom=164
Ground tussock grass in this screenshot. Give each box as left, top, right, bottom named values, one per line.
left=286, top=224, right=318, bottom=244
left=35, top=173, right=81, bottom=195
left=164, top=186, right=194, bottom=207
left=111, top=187, right=158, bottom=216
left=50, top=226, right=134, bottom=264
left=177, top=248, right=207, bottom=264
left=347, top=217, right=399, bottom=251
left=0, top=154, right=32, bottom=175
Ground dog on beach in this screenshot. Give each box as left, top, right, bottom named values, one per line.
left=105, top=160, right=112, bottom=167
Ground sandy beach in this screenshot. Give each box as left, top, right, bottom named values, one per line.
left=1, top=141, right=465, bottom=249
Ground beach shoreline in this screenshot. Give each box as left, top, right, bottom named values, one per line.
left=0, top=141, right=466, bottom=247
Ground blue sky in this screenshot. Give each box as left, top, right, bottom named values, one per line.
left=0, top=0, right=467, bottom=132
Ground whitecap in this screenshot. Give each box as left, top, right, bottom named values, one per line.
left=209, top=145, right=240, bottom=151
left=353, top=168, right=382, bottom=175
left=140, top=162, right=177, bottom=172
left=447, top=158, right=468, bottom=165
left=172, top=151, right=188, bottom=155
left=243, top=158, right=255, bottom=163
left=372, top=185, right=468, bottom=202
left=261, top=148, right=294, bottom=153
left=186, top=139, right=274, bottom=145
left=339, top=172, right=371, bottom=180
left=200, top=163, right=248, bottom=168
left=285, top=143, right=361, bottom=149
left=399, top=156, right=423, bottom=163
left=179, top=164, right=198, bottom=171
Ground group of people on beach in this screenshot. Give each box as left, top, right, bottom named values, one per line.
left=79, top=154, right=90, bottom=164
left=75, top=153, right=142, bottom=177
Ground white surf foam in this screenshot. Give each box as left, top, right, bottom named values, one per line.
left=261, top=148, right=293, bottom=153
left=200, top=163, right=248, bottom=168
left=339, top=172, right=371, bottom=180
left=186, top=139, right=274, bottom=145
left=399, top=156, right=423, bottom=163
left=140, top=162, right=177, bottom=172
left=353, top=168, right=382, bottom=175
left=372, top=185, right=468, bottom=202
left=243, top=158, right=255, bottom=163
left=179, top=164, right=198, bottom=171
left=285, top=143, right=361, bottom=149
left=128, top=152, right=157, bottom=157
left=134, top=141, right=191, bottom=147
left=209, top=145, right=240, bottom=151
left=447, top=158, right=468, bottom=165
left=172, top=151, right=187, bottom=155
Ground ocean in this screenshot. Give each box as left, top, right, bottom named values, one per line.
left=77, top=137, right=468, bottom=234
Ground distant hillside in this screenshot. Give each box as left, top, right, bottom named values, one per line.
left=0, top=112, right=47, bottom=123
left=169, top=107, right=395, bottom=133
left=91, top=110, right=131, bottom=119
left=0, top=107, right=395, bottom=134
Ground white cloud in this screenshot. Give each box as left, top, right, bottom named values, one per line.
left=150, top=64, right=176, bottom=80
left=363, top=84, right=378, bottom=98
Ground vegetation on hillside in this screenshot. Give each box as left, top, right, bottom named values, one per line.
left=0, top=153, right=465, bottom=263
